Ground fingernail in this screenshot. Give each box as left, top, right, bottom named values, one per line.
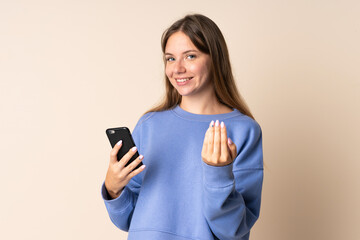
left=220, top=121, right=224, bottom=128
left=131, top=146, right=137, bottom=152
left=116, top=140, right=122, bottom=146
left=228, top=138, right=233, bottom=145
left=139, top=155, right=144, bottom=160
left=210, top=120, right=214, bottom=127
left=141, top=165, right=146, bottom=169
left=215, top=120, right=219, bottom=127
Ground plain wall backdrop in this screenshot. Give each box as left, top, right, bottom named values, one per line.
left=1, top=0, right=359, bottom=239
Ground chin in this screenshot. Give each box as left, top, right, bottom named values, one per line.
left=176, top=90, right=194, bottom=97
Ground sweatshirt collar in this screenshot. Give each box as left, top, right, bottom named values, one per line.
left=171, top=105, right=242, bottom=122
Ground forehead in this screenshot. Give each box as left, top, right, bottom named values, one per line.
left=165, top=31, right=199, bottom=54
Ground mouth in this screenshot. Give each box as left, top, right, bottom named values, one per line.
left=175, top=77, right=193, bottom=83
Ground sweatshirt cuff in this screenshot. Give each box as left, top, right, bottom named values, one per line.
left=202, top=161, right=235, bottom=188
left=101, top=182, right=131, bottom=212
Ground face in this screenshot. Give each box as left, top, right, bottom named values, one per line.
left=165, top=31, right=213, bottom=98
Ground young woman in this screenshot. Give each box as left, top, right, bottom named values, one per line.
left=102, top=14, right=263, bottom=240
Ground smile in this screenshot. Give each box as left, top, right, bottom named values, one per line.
left=176, top=77, right=193, bottom=83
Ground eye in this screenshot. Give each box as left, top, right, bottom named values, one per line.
left=187, top=54, right=196, bottom=60
left=166, top=57, right=175, bottom=62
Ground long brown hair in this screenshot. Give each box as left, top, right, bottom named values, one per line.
left=145, top=14, right=254, bottom=120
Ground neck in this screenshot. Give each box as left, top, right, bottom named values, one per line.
left=179, top=92, right=232, bottom=115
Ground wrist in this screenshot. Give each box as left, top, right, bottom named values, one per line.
left=108, top=190, right=121, bottom=199
left=105, top=183, right=123, bottom=199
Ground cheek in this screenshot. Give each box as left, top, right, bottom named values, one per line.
left=191, top=63, right=210, bottom=80
left=165, top=64, right=172, bottom=78
left=165, top=66, right=176, bottom=87
left=202, top=60, right=212, bottom=80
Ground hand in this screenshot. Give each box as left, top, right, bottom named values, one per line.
left=201, top=120, right=237, bottom=166
left=104, top=141, right=146, bottom=199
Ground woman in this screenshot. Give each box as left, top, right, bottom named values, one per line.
left=102, top=14, right=263, bottom=240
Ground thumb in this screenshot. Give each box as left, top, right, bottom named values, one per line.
left=110, top=140, right=122, bottom=164
left=227, top=138, right=237, bottom=161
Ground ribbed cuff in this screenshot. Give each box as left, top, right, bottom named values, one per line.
left=202, top=161, right=235, bottom=188
left=101, top=182, right=131, bottom=212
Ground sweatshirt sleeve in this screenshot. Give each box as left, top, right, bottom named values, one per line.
left=101, top=115, right=146, bottom=231
left=202, top=120, right=263, bottom=239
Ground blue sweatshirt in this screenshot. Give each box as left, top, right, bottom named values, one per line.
left=101, top=105, right=263, bottom=240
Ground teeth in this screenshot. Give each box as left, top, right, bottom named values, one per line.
left=176, top=78, right=191, bottom=83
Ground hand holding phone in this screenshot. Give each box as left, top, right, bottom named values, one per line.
left=104, top=127, right=146, bottom=199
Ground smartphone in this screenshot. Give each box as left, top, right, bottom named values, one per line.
left=105, top=127, right=143, bottom=169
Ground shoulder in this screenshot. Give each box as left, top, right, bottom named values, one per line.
left=228, top=114, right=263, bottom=169
left=134, top=108, right=174, bottom=129
left=135, top=111, right=156, bottom=126
left=228, top=113, right=262, bottom=138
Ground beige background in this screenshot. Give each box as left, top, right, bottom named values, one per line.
left=1, top=0, right=359, bottom=239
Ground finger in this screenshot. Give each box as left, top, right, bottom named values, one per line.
left=201, top=121, right=214, bottom=157
left=110, top=140, right=123, bottom=164
left=207, top=120, right=215, bottom=155
left=127, top=164, right=146, bottom=180
left=201, top=128, right=209, bottom=158
left=118, top=146, right=138, bottom=168
left=227, top=138, right=237, bottom=160
left=220, top=121, right=228, bottom=159
left=213, top=120, right=221, bottom=157
left=123, top=154, right=144, bottom=175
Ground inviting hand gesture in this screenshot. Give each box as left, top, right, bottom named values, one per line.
left=201, top=120, right=237, bottom=166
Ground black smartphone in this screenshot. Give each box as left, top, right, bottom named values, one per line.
left=105, top=127, right=143, bottom=169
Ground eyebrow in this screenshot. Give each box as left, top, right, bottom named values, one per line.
left=164, top=50, right=199, bottom=56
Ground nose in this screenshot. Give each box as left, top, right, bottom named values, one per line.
left=174, top=59, right=186, bottom=74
